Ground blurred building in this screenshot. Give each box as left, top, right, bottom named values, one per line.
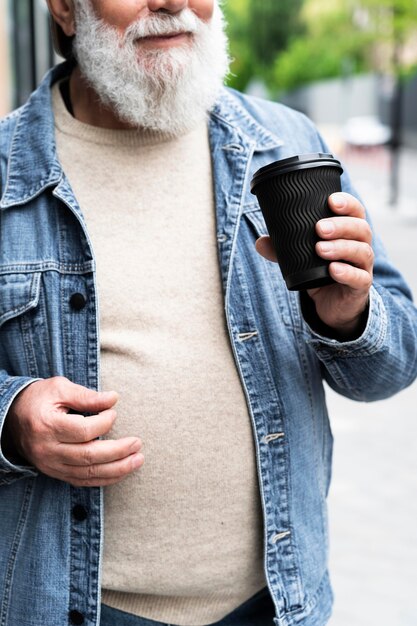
left=0, top=0, right=11, bottom=116
left=0, top=0, right=55, bottom=116
left=282, top=72, right=417, bottom=149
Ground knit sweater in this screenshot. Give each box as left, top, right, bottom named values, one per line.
left=53, top=82, right=266, bottom=626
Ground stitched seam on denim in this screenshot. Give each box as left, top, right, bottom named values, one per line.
left=0, top=475, right=25, bottom=486
left=20, top=308, right=39, bottom=379
left=0, top=262, right=94, bottom=275
left=284, top=569, right=331, bottom=618
left=241, top=202, right=259, bottom=214
left=0, top=108, right=21, bottom=126
left=0, top=480, right=34, bottom=626
left=1, top=111, right=21, bottom=206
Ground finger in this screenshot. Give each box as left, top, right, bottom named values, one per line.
left=68, top=476, right=135, bottom=487
left=52, top=377, right=119, bottom=413
left=316, top=239, right=374, bottom=272
left=41, top=467, right=140, bottom=488
left=58, top=437, right=142, bottom=466
left=329, top=192, right=366, bottom=219
left=56, top=451, right=145, bottom=484
left=329, top=262, right=373, bottom=291
left=316, top=216, right=372, bottom=245
left=53, top=408, right=117, bottom=443
left=255, top=236, right=277, bottom=262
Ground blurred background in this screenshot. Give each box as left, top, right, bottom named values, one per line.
left=1, top=1, right=416, bottom=624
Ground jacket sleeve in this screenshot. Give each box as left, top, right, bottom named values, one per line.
left=305, top=281, right=417, bottom=401
left=0, top=371, right=40, bottom=484
left=303, top=162, right=417, bottom=401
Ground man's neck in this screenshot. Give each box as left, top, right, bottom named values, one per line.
left=69, top=66, right=137, bottom=130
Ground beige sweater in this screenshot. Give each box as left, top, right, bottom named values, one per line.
left=53, top=83, right=266, bottom=626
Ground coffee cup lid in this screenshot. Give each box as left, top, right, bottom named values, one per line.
left=251, top=153, right=343, bottom=193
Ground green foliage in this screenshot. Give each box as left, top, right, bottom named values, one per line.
left=273, top=0, right=374, bottom=92
left=221, top=0, right=252, bottom=91
left=222, top=0, right=304, bottom=92
left=248, top=0, right=304, bottom=67
left=222, top=0, right=417, bottom=95
left=355, top=0, right=417, bottom=76
left=222, top=0, right=252, bottom=91
left=273, top=36, right=368, bottom=92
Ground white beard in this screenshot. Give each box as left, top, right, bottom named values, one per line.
left=72, top=1, right=230, bottom=135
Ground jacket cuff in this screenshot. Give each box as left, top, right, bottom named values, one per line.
left=305, top=286, right=388, bottom=358
left=0, top=376, right=40, bottom=484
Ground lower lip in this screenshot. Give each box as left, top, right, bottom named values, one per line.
left=139, top=32, right=191, bottom=47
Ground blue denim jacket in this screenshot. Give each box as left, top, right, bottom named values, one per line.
left=1, top=63, right=417, bottom=626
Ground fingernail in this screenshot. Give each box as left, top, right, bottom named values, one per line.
left=319, top=220, right=335, bottom=234
left=133, top=453, right=144, bottom=468
left=332, top=263, right=345, bottom=275
left=319, top=241, right=333, bottom=252
left=100, top=390, right=118, bottom=398
left=331, top=193, right=346, bottom=208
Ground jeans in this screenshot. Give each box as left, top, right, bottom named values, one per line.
left=100, top=588, right=275, bottom=626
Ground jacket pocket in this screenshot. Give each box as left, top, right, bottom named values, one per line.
left=0, top=271, right=42, bottom=377
left=0, top=272, right=41, bottom=327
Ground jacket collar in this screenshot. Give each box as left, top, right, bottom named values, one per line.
left=210, top=88, right=283, bottom=153
left=1, top=62, right=282, bottom=209
left=0, top=63, right=72, bottom=209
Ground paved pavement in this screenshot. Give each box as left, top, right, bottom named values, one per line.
left=317, top=143, right=417, bottom=626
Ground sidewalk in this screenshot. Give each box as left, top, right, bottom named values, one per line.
left=317, top=141, right=417, bottom=626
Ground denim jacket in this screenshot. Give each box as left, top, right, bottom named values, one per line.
left=1, top=63, right=416, bottom=626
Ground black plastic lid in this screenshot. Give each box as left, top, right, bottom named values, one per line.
left=251, top=153, right=343, bottom=193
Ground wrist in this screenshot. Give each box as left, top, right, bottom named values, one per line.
left=301, top=292, right=369, bottom=341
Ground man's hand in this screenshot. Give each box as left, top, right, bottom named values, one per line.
left=4, top=377, right=144, bottom=486
left=255, top=192, right=374, bottom=337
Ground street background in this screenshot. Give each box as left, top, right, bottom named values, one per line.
left=321, top=143, right=417, bottom=626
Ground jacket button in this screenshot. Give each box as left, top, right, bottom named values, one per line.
left=69, top=609, right=85, bottom=625
left=72, top=504, right=88, bottom=522
left=70, top=293, right=87, bottom=311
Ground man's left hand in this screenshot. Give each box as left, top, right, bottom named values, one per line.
left=255, top=192, right=374, bottom=338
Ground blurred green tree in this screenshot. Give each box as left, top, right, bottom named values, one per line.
left=357, top=0, right=417, bottom=77
left=273, top=0, right=374, bottom=92
left=248, top=0, right=304, bottom=67
left=223, top=0, right=417, bottom=95
left=223, top=0, right=304, bottom=92
left=222, top=0, right=254, bottom=91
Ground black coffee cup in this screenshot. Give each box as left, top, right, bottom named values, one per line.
left=251, top=153, right=343, bottom=291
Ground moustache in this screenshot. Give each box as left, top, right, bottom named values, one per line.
left=123, top=9, right=201, bottom=42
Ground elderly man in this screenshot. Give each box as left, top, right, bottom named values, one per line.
left=0, top=1, right=416, bottom=626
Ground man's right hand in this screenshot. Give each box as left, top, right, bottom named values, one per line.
left=4, top=377, right=144, bottom=486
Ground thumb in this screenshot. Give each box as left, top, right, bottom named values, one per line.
left=255, top=236, right=278, bottom=263
left=59, top=381, right=119, bottom=414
